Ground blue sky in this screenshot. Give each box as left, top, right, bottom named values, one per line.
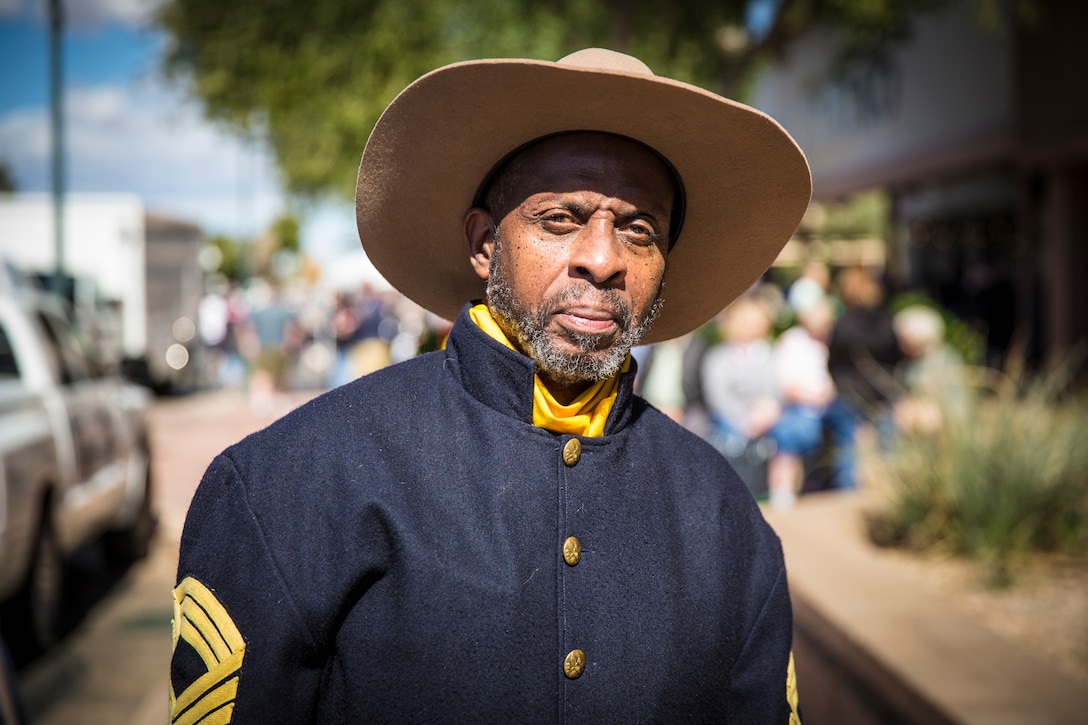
left=0, top=0, right=358, bottom=259
left=0, top=9, right=158, bottom=113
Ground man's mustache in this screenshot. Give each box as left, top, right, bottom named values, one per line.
left=540, top=284, right=633, bottom=330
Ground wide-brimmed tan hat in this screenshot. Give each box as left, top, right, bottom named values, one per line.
left=356, top=48, right=811, bottom=344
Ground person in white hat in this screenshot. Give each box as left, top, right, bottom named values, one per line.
left=171, top=48, right=809, bottom=723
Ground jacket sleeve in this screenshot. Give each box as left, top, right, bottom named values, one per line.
left=726, top=563, right=799, bottom=723
left=170, top=453, right=322, bottom=724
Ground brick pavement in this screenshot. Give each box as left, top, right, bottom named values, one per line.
left=17, top=389, right=319, bottom=725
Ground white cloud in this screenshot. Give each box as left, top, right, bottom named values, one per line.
left=0, top=107, right=51, bottom=170
left=65, top=0, right=166, bottom=30
left=0, top=78, right=287, bottom=238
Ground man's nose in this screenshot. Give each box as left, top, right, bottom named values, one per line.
left=569, top=218, right=626, bottom=286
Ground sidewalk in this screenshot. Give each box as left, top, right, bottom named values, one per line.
left=17, top=389, right=318, bottom=725
left=764, top=491, right=1088, bottom=724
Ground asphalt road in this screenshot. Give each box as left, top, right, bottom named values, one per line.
left=16, top=389, right=318, bottom=725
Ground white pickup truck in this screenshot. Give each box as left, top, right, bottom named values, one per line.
left=0, top=264, right=154, bottom=658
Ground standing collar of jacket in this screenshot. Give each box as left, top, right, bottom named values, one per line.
left=444, top=303, right=640, bottom=435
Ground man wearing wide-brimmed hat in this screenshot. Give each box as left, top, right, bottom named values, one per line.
left=172, top=48, right=810, bottom=722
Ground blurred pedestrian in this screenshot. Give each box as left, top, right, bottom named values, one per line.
left=787, top=259, right=831, bottom=317
left=892, top=304, right=967, bottom=433
left=678, top=321, right=716, bottom=437
left=345, top=285, right=393, bottom=377
left=701, top=296, right=782, bottom=493
left=329, top=290, right=361, bottom=387
left=241, top=276, right=301, bottom=413
left=633, top=336, right=689, bottom=425
left=197, top=281, right=230, bottom=387
left=767, top=297, right=836, bottom=510
left=219, top=281, right=250, bottom=388
left=825, top=266, right=903, bottom=489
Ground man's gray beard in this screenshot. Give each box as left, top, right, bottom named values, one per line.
left=485, top=231, right=664, bottom=385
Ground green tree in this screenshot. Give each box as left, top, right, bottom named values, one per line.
left=207, top=234, right=247, bottom=281
left=270, top=213, right=300, bottom=254
left=156, top=0, right=1035, bottom=203
left=249, top=213, right=302, bottom=278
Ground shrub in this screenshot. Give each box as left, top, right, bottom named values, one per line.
left=868, top=364, right=1088, bottom=588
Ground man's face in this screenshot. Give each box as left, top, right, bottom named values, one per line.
left=465, top=133, right=674, bottom=390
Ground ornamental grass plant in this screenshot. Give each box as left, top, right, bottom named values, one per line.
left=867, top=361, right=1088, bottom=588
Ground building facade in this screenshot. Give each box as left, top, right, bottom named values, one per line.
left=751, top=0, right=1088, bottom=368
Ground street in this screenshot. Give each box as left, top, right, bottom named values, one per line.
left=16, top=388, right=318, bottom=725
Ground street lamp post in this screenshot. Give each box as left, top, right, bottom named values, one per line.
left=49, top=0, right=65, bottom=297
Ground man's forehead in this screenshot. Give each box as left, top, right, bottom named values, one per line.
left=507, top=135, right=676, bottom=208
left=514, top=132, right=669, bottom=174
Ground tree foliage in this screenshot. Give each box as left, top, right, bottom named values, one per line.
left=206, top=234, right=247, bottom=281
left=155, top=0, right=1030, bottom=203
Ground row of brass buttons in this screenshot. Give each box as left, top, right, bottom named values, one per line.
left=562, top=439, right=585, bottom=678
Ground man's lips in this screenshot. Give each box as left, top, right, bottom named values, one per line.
left=554, top=305, right=620, bottom=334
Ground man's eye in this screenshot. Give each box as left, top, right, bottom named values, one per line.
left=540, top=212, right=580, bottom=229
left=622, top=222, right=660, bottom=245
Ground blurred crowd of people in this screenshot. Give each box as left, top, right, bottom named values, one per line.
left=635, top=261, right=969, bottom=511
left=194, top=261, right=970, bottom=510
left=195, top=276, right=451, bottom=414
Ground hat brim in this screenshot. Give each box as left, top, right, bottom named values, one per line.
left=356, top=55, right=811, bottom=344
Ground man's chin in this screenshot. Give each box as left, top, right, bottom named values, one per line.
left=547, top=320, right=624, bottom=352
left=554, top=333, right=618, bottom=357
left=529, top=337, right=630, bottom=384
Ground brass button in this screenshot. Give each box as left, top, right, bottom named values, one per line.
left=562, top=536, right=581, bottom=566
left=562, top=438, right=582, bottom=466
left=563, top=649, right=586, bottom=679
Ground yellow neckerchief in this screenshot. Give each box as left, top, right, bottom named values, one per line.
left=469, top=304, right=629, bottom=437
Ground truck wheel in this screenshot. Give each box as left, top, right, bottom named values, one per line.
left=2, top=512, right=66, bottom=660
left=104, top=446, right=156, bottom=563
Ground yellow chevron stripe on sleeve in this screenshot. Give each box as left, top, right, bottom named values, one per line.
left=178, top=616, right=218, bottom=669
left=174, top=577, right=245, bottom=655
left=787, top=651, right=801, bottom=725
left=171, top=577, right=246, bottom=725
left=171, top=648, right=244, bottom=721
left=173, top=673, right=239, bottom=725
left=178, top=703, right=234, bottom=725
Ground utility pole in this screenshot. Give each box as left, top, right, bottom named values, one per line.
left=49, top=0, right=65, bottom=297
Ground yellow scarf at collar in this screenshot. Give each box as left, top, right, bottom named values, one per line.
left=469, top=304, right=628, bottom=437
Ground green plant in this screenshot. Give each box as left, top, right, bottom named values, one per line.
left=868, top=366, right=1088, bottom=588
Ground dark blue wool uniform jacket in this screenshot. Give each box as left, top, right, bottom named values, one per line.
left=172, top=305, right=795, bottom=723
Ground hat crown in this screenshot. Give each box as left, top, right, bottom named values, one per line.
left=556, top=48, right=655, bottom=76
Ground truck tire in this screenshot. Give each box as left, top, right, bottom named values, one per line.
left=2, top=509, right=66, bottom=661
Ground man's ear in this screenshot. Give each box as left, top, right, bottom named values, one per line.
left=464, top=208, right=496, bottom=281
